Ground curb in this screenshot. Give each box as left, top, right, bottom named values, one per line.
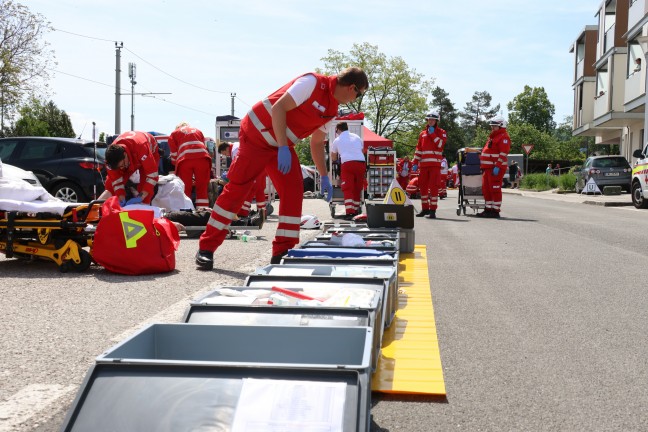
left=583, top=200, right=633, bottom=207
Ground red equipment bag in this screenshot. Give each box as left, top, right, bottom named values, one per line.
left=92, top=197, right=180, bottom=275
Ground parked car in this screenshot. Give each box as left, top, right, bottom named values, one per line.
left=632, top=146, right=648, bottom=209
left=0, top=137, right=106, bottom=202
left=0, top=160, right=42, bottom=186
left=574, top=155, right=631, bottom=194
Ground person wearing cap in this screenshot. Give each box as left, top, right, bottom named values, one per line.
left=330, top=121, right=366, bottom=219
left=103, top=131, right=160, bottom=206
left=478, top=115, right=511, bottom=218
left=168, top=122, right=212, bottom=209
left=195, top=67, right=369, bottom=269
left=412, top=111, right=447, bottom=219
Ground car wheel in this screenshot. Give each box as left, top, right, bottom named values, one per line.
left=632, top=181, right=648, bottom=209
left=51, top=181, right=86, bottom=203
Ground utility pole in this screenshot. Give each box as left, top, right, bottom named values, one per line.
left=129, top=62, right=137, bottom=131
left=231, top=92, right=236, bottom=117
left=114, top=42, right=123, bottom=134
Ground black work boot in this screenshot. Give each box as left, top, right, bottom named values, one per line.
left=416, top=209, right=429, bottom=217
left=425, top=210, right=436, bottom=219
left=270, top=251, right=288, bottom=264
left=476, top=209, right=491, bottom=217
left=195, top=250, right=214, bottom=270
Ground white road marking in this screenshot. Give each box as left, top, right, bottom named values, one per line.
left=0, top=384, right=76, bottom=432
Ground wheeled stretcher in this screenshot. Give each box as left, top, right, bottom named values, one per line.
left=0, top=200, right=103, bottom=272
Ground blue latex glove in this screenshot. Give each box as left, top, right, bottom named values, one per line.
left=412, top=164, right=418, bottom=172
left=492, top=166, right=500, bottom=176
left=277, top=146, right=292, bottom=175
left=125, top=196, right=143, bottom=205
left=320, top=175, right=333, bottom=202
left=428, top=126, right=435, bottom=134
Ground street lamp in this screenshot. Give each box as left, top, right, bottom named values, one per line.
left=637, top=35, right=648, bottom=152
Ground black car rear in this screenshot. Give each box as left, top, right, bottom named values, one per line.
left=0, top=137, right=107, bottom=202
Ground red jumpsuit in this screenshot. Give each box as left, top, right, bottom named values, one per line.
left=406, top=176, right=419, bottom=197
left=199, top=73, right=339, bottom=256
left=168, top=126, right=211, bottom=208
left=105, top=131, right=159, bottom=204
left=397, top=158, right=411, bottom=190
left=238, top=171, right=267, bottom=217
left=413, top=126, right=447, bottom=211
left=479, top=128, right=511, bottom=213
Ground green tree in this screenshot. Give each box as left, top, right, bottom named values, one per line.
left=10, top=98, right=75, bottom=137
left=507, top=85, right=556, bottom=133
left=318, top=42, right=433, bottom=148
left=459, top=91, right=500, bottom=143
left=0, top=0, right=55, bottom=134
left=430, top=86, right=465, bottom=163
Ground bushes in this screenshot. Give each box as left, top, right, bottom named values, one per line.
left=519, top=173, right=576, bottom=192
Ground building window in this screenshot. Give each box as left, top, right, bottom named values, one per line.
left=628, top=41, right=643, bottom=76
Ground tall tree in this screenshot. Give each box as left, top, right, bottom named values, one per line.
left=507, top=85, right=556, bottom=133
left=430, top=86, right=464, bottom=163
left=459, top=91, right=500, bottom=143
left=318, top=42, right=433, bottom=149
left=0, top=0, right=54, bottom=134
left=10, top=98, right=75, bottom=137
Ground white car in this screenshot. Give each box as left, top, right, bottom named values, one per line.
left=632, top=146, right=648, bottom=209
left=0, top=160, right=42, bottom=186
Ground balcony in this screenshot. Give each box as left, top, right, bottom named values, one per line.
left=628, top=0, right=647, bottom=30
left=604, top=24, right=616, bottom=53
left=576, top=58, right=585, bottom=81
left=624, top=67, right=645, bottom=105
left=594, top=91, right=609, bottom=118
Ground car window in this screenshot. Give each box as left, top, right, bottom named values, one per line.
left=584, top=158, right=592, bottom=168
left=0, top=140, right=20, bottom=161
left=18, top=140, right=59, bottom=160
left=592, top=157, right=629, bottom=168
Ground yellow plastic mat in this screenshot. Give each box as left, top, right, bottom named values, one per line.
left=372, top=245, right=446, bottom=395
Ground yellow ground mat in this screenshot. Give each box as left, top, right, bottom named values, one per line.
left=371, top=245, right=446, bottom=395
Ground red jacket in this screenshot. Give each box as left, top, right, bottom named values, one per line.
left=480, top=128, right=511, bottom=170
left=397, top=158, right=412, bottom=177
left=105, top=131, right=159, bottom=203
left=242, top=73, right=339, bottom=147
left=168, top=126, right=210, bottom=166
left=413, top=126, right=447, bottom=168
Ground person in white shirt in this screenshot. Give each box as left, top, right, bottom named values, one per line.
left=330, top=122, right=366, bottom=219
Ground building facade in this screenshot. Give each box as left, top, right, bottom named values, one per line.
left=571, top=0, right=648, bottom=161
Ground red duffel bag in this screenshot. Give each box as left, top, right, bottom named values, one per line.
left=92, top=197, right=180, bottom=275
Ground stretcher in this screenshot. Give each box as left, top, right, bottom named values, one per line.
left=0, top=200, right=103, bottom=272
left=456, top=147, right=486, bottom=216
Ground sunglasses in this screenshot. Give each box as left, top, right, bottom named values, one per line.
left=353, top=85, right=366, bottom=98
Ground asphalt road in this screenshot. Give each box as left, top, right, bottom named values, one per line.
left=1, top=190, right=647, bottom=431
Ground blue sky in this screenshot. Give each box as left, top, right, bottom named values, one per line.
left=25, top=0, right=598, bottom=140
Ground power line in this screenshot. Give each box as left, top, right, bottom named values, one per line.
left=50, top=68, right=127, bottom=91
left=53, top=27, right=232, bottom=95
left=143, top=94, right=216, bottom=117
left=53, top=28, right=115, bottom=43
left=124, top=47, right=230, bottom=94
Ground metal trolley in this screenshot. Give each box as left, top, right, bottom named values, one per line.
left=456, top=147, right=486, bottom=216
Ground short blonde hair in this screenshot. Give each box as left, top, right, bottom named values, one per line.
left=175, top=121, right=189, bottom=130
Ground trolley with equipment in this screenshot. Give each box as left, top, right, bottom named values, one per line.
left=456, top=147, right=485, bottom=216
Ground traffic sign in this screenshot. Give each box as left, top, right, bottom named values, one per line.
left=522, top=144, right=534, bottom=155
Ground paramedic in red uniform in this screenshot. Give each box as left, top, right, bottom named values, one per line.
left=478, top=115, right=511, bottom=218
left=413, top=111, right=447, bottom=219
left=218, top=141, right=266, bottom=218
left=168, top=122, right=211, bottom=209
left=103, top=131, right=160, bottom=205
left=397, top=155, right=412, bottom=190
left=195, top=67, right=369, bottom=269
left=330, top=121, right=366, bottom=219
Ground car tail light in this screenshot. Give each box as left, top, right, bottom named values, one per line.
left=589, top=169, right=600, bottom=175
left=79, top=162, right=102, bottom=171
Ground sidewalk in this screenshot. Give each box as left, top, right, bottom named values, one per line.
left=503, top=188, right=633, bottom=207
